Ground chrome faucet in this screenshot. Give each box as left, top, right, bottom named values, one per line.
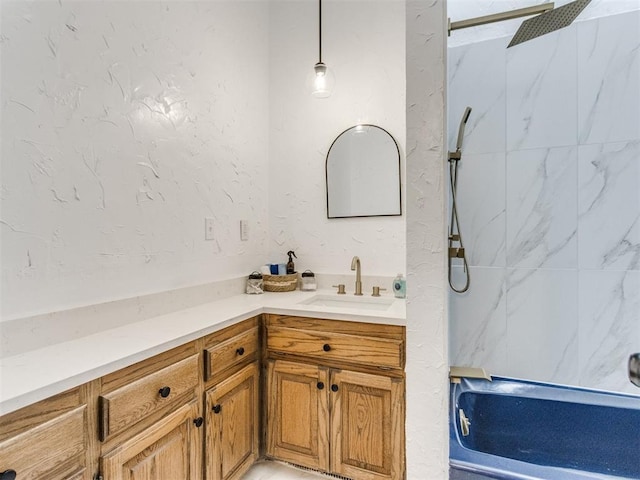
left=350, top=256, right=363, bottom=296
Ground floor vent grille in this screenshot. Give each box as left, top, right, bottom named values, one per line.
left=284, top=462, right=352, bottom=480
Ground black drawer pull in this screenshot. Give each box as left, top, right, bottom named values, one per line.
left=317, top=382, right=325, bottom=390
left=0, top=470, right=17, bottom=480
left=323, top=344, right=331, bottom=352
left=158, top=386, right=171, bottom=398
left=236, top=347, right=245, bottom=356
left=193, top=417, right=204, bottom=428
left=331, top=384, right=339, bottom=392
left=212, top=404, right=222, bottom=414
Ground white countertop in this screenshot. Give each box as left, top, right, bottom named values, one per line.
left=0, top=289, right=405, bottom=416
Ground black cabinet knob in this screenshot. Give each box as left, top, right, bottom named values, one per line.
left=0, top=470, right=17, bottom=480
left=236, top=347, right=245, bottom=356
left=331, top=384, right=339, bottom=392
left=323, top=344, right=331, bottom=352
left=212, top=404, right=222, bottom=414
left=158, top=386, right=171, bottom=398
left=193, top=417, right=204, bottom=428
left=317, top=382, right=325, bottom=390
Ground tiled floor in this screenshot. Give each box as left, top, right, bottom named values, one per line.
left=243, top=461, right=335, bottom=479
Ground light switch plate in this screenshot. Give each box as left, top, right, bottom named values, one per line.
left=240, top=220, right=249, bottom=241
left=205, top=218, right=214, bottom=240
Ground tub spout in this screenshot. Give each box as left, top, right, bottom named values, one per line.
left=630, top=353, right=640, bottom=388
left=459, top=408, right=471, bottom=437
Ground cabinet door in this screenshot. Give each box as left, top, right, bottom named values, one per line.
left=330, top=370, right=404, bottom=480
left=205, top=362, right=259, bottom=480
left=100, top=400, right=202, bottom=480
left=266, top=360, right=329, bottom=471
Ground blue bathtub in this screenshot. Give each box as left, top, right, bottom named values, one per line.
left=449, top=376, right=640, bottom=480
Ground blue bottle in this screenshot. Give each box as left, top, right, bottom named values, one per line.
left=392, top=273, right=406, bottom=299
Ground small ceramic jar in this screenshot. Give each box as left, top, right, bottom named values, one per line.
left=300, top=270, right=317, bottom=291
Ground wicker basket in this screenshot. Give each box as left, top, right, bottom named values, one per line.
left=263, top=273, right=298, bottom=292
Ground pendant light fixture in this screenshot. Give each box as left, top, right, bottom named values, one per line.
left=312, top=0, right=334, bottom=98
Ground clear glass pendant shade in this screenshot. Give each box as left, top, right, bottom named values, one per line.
left=311, top=62, right=335, bottom=98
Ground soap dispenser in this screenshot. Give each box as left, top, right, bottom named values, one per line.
left=392, top=273, right=406, bottom=298
left=286, top=250, right=297, bottom=274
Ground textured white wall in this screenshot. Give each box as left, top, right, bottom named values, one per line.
left=268, top=0, right=406, bottom=277
left=448, top=0, right=640, bottom=47
left=1, top=1, right=270, bottom=319
left=406, top=1, right=449, bottom=478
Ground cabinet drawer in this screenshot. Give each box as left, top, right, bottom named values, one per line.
left=0, top=406, right=85, bottom=479
left=99, top=353, right=199, bottom=440
left=204, top=327, right=259, bottom=381
left=267, top=326, right=403, bottom=369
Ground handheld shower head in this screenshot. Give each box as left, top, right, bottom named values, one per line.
left=455, top=107, right=472, bottom=152
left=462, top=107, right=472, bottom=123
left=449, top=107, right=472, bottom=292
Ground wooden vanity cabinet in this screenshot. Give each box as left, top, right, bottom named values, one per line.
left=0, top=312, right=404, bottom=480
left=100, top=399, right=202, bottom=480
left=98, top=342, right=203, bottom=480
left=265, top=314, right=406, bottom=480
left=205, top=362, right=260, bottom=480
left=97, top=317, right=261, bottom=480
left=0, top=386, right=92, bottom=480
left=330, top=369, right=404, bottom=480
left=266, top=360, right=330, bottom=471
left=202, top=317, right=261, bottom=480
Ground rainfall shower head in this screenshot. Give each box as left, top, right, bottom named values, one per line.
left=455, top=107, right=472, bottom=152
left=508, top=0, right=592, bottom=47
left=449, top=0, right=592, bottom=49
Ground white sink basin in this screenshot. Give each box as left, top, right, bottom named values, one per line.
left=298, top=294, right=394, bottom=311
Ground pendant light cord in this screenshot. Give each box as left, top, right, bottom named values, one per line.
left=318, top=0, right=322, bottom=63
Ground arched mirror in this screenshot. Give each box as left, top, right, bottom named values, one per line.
left=326, top=124, right=402, bottom=218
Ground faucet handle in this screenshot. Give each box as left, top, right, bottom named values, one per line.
left=372, top=286, right=386, bottom=297
left=332, top=284, right=346, bottom=295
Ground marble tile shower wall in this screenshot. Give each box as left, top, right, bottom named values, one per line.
left=447, top=11, right=640, bottom=394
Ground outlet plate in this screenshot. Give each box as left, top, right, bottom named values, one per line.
left=205, top=218, right=214, bottom=240
left=240, top=220, right=249, bottom=241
